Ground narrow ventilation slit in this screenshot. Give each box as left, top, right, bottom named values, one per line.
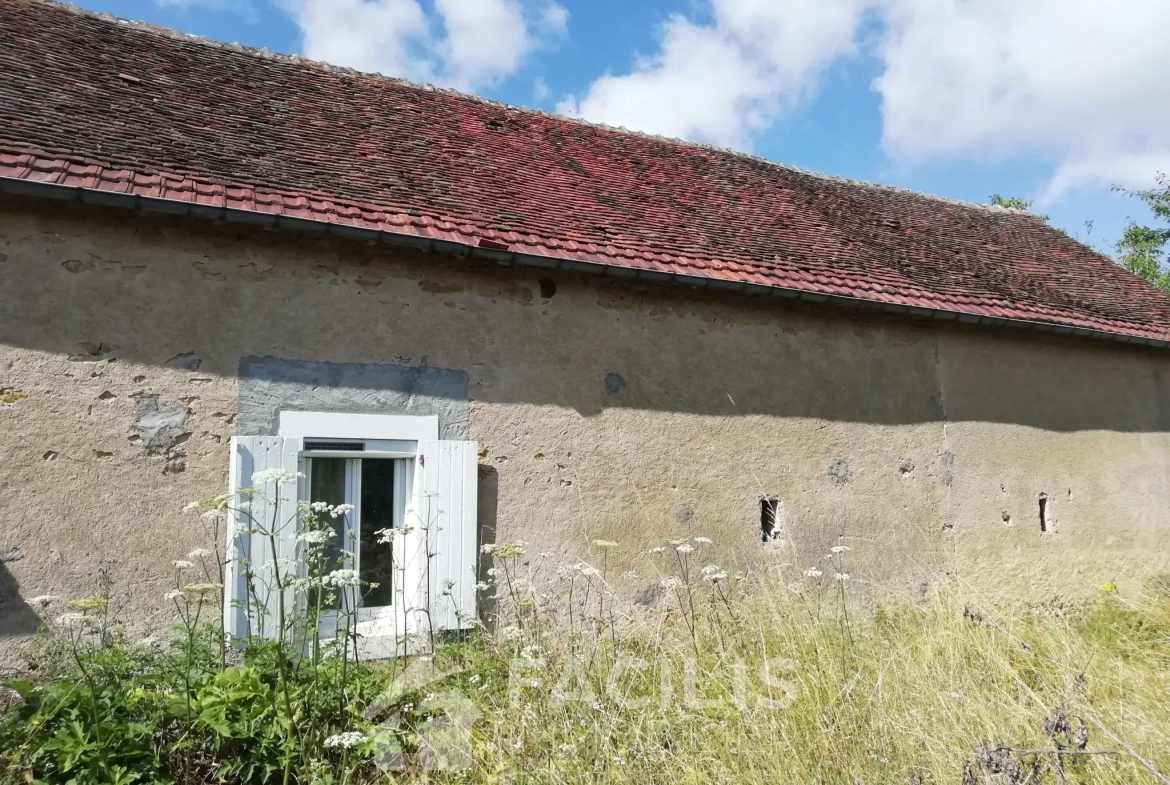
left=1038, top=493, right=1049, bottom=532
left=761, top=497, right=780, bottom=543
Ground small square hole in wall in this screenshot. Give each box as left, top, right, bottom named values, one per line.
left=761, top=497, right=781, bottom=543
left=1038, top=492, right=1049, bottom=533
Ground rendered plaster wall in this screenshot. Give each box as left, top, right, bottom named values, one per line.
left=2, top=197, right=1169, bottom=659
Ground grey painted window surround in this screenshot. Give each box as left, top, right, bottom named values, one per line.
left=237, top=356, right=470, bottom=441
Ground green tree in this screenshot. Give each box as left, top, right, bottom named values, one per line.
left=989, top=194, right=1050, bottom=222
left=1114, top=174, right=1170, bottom=294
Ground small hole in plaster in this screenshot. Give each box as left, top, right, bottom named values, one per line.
left=760, top=497, right=780, bottom=543
left=1038, top=493, right=1049, bottom=533
left=42, top=451, right=58, bottom=461
left=539, top=278, right=557, bottom=298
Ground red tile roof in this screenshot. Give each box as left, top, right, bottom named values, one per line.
left=1, top=0, right=1168, bottom=344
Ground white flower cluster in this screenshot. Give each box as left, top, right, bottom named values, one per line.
left=700, top=565, right=728, bottom=583
left=263, top=558, right=299, bottom=572
left=251, top=468, right=304, bottom=486
left=322, top=569, right=361, bottom=588
left=173, top=560, right=194, bottom=570
left=323, top=731, right=367, bottom=749
left=296, top=529, right=336, bottom=545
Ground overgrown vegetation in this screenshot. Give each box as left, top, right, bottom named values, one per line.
left=3, top=480, right=1169, bottom=784
left=990, top=195, right=1051, bottom=223
left=991, top=174, right=1170, bottom=294
left=4, top=525, right=1170, bottom=784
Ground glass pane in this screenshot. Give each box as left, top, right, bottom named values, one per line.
left=360, top=460, right=396, bottom=607
left=308, top=457, right=347, bottom=610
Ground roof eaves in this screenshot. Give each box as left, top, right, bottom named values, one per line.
left=3, top=174, right=1166, bottom=351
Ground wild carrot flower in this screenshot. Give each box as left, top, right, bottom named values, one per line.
left=493, top=541, right=527, bottom=558
left=251, top=468, right=303, bottom=486
left=835, top=573, right=851, bottom=582
left=675, top=543, right=695, bottom=554
left=296, top=529, right=334, bottom=545
left=173, top=560, right=194, bottom=570
left=693, top=536, right=713, bottom=545
left=324, top=732, right=367, bottom=748
left=830, top=545, right=850, bottom=554
left=701, top=565, right=728, bottom=582
left=592, top=539, right=618, bottom=550
left=323, top=569, right=361, bottom=587
left=187, top=548, right=213, bottom=559
left=29, top=595, right=57, bottom=607
left=804, top=567, right=823, bottom=579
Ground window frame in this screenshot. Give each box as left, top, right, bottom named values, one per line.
left=278, top=413, right=439, bottom=640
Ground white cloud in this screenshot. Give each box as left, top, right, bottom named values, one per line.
left=875, top=0, right=1170, bottom=200
left=286, top=0, right=432, bottom=81
left=558, top=0, right=868, bottom=148
left=560, top=0, right=1170, bottom=199
left=283, top=0, right=567, bottom=92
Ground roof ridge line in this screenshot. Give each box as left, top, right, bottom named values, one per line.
left=43, top=0, right=1025, bottom=219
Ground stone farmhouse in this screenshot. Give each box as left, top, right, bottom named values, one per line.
left=2, top=0, right=1169, bottom=655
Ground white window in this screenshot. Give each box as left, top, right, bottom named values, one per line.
left=224, top=413, right=478, bottom=659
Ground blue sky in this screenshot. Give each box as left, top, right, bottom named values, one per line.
left=74, top=0, right=1170, bottom=253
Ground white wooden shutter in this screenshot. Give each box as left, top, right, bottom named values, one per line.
left=224, top=436, right=303, bottom=642
left=411, top=440, right=479, bottom=632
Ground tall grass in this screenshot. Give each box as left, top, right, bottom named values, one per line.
left=451, top=554, right=1170, bottom=785
left=3, top=536, right=1169, bottom=784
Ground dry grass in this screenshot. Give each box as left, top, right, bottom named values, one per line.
left=432, top=560, right=1170, bottom=785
